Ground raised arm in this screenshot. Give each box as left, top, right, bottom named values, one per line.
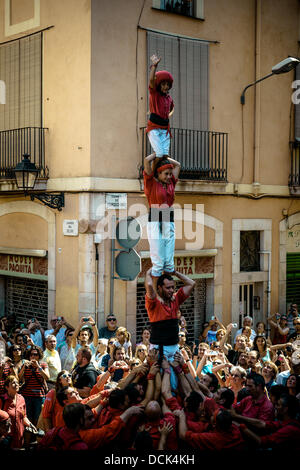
left=144, top=153, right=156, bottom=176
left=149, top=54, right=161, bottom=89
left=166, top=156, right=181, bottom=180
left=145, top=268, right=156, bottom=300
left=71, top=317, right=85, bottom=349
left=219, top=323, right=233, bottom=355
left=173, top=270, right=195, bottom=298
left=139, top=362, right=160, bottom=407
left=173, top=409, right=188, bottom=441
left=89, top=317, right=99, bottom=348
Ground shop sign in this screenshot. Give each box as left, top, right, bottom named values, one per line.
left=175, top=256, right=195, bottom=275
left=287, top=228, right=300, bottom=253
left=8, top=255, right=33, bottom=274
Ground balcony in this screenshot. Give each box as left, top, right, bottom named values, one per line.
left=141, top=128, right=228, bottom=181
left=289, top=140, right=300, bottom=194
left=0, top=127, right=48, bottom=180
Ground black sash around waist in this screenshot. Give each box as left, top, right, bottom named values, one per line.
left=149, top=113, right=169, bottom=126
left=148, top=207, right=174, bottom=222
left=150, top=318, right=179, bottom=346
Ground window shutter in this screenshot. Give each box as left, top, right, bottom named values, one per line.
left=147, top=31, right=209, bottom=131
left=0, top=32, right=42, bottom=131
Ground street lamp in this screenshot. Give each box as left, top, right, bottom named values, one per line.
left=240, top=57, right=300, bottom=105
left=14, top=154, right=65, bottom=211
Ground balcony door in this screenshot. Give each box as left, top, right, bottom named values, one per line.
left=147, top=30, right=208, bottom=131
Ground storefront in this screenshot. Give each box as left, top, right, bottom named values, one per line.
left=0, top=252, right=48, bottom=328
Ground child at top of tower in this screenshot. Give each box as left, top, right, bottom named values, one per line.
left=146, top=54, right=174, bottom=167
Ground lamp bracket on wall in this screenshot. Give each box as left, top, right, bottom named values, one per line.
left=30, top=192, right=65, bottom=211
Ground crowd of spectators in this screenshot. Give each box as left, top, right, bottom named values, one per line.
left=0, top=296, right=300, bottom=453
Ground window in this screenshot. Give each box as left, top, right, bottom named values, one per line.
left=240, top=231, right=261, bottom=272
left=0, top=31, right=42, bottom=131
left=147, top=30, right=209, bottom=131
left=239, top=283, right=254, bottom=317
left=152, top=0, right=204, bottom=19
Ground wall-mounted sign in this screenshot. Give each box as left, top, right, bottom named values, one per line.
left=0, top=254, right=47, bottom=280
left=8, top=255, right=33, bottom=274
left=287, top=228, right=300, bottom=253
left=139, top=255, right=214, bottom=280
left=63, top=220, right=79, bottom=236
left=106, top=193, right=127, bottom=210
left=175, top=256, right=195, bottom=275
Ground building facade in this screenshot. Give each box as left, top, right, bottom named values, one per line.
left=0, top=0, right=300, bottom=345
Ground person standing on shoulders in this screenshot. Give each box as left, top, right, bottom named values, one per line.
left=144, top=268, right=195, bottom=390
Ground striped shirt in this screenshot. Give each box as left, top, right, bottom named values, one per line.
left=20, top=362, right=48, bottom=397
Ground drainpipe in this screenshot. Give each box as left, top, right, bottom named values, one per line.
left=94, top=234, right=102, bottom=329
left=260, top=250, right=271, bottom=337
left=253, top=0, right=261, bottom=193
left=110, top=215, right=116, bottom=314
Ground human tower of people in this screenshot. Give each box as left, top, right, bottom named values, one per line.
left=0, top=55, right=300, bottom=452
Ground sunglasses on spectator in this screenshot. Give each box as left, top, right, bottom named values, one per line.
left=30, top=352, right=39, bottom=356
left=61, top=373, right=71, bottom=379
left=13, top=347, right=21, bottom=351
left=107, top=318, right=116, bottom=322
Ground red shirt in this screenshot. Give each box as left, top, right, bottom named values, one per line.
left=146, top=85, right=174, bottom=133
left=58, top=427, right=88, bottom=450
left=166, top=396, right=209, bottom=433
left=234, top=394, right=274, bottom=422
left=143, top=171, right=177, bottom=207
left=260, top=419, right=300, bottom=449
left=1, top=393, right=27, bottom=449
left=42, top=389, right=64, bottom=427
left=79, top=416, right=125, bottom=449
left=146, top=413, right=177, bottom=450
left=0, top=363, right=13, bottom=395
left=21, top=362, right=48, bottom=397
left=185, top=424, right=245, bottom=451
left=145, top=287, right=188, bottom=324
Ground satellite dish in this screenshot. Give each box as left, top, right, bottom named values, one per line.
left=115, top=249, right=141, bottom=281
left=116, top=217, right=141, bottom=249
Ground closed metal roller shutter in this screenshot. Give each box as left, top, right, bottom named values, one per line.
left=136, top=279, right=206, bottom=345
left=6, top=276, right=48, bottom=328
left=286, top=253, right=300, bottom=306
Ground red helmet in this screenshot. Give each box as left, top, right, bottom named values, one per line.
left=155, top=70, right=173, bottom=89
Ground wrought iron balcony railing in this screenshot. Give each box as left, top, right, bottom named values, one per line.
left=289, top=140, right=300, bottom=187
left=0, top=127, right=48, bottom=179
left=141, top=127, right=228, bottom=181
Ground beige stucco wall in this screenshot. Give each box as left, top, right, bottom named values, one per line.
left=99, top=194, right=300, bottom=327
left=0, top=212, right=48, bottom=248
left=54, top=194, right=79, bottom=325
left=90, top=0, right=298, bottom=187
left=0, top=0, right=92, bottom=179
